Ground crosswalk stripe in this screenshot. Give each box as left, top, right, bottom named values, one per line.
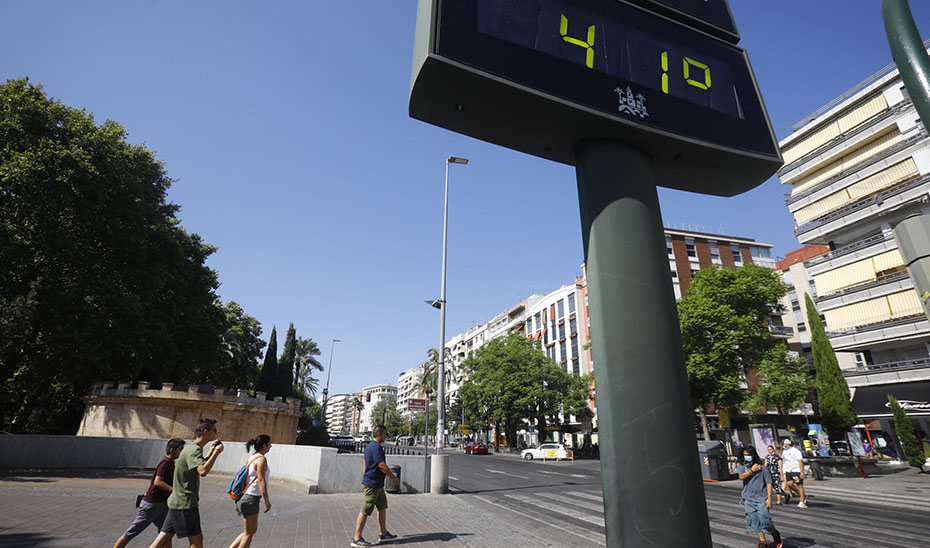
left=565, top=490, right=606, bottom=502
left=473, top=494, right=606, bottom=545
left=535, top=491, right=605, bottom=513
left=486, top=469, right=529, bottom=479
left=503, top=493, right=606, bottom=527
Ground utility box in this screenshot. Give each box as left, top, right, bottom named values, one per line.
left=385, top=465, right=401, bottom=493
left=697, top=441, right=729, bottom=481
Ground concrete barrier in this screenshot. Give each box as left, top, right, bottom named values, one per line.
left=0, top=436, right=441, bottom=494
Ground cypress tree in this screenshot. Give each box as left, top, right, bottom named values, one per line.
left=888, top=395, right=927, bottom=470
left=255, top=326, right=277, bottom=394
left=276, top=323, right=298, bottom=399
left=805, top=293, right=857, bottom=441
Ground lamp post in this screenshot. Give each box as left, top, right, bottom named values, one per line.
left=436, top=155, right=468, bottom=453
left=319, top=338, right=341, bottom=422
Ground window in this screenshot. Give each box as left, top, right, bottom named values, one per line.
left=709, top=241, right=720, bottom=261
left=557, top=299, right=565, bottom=319
left=559, top=324, right=566, bottom=339
left=732, top=244, right=742, bottom=263
left=750, top=245, right=772, bottom=259
left=560, top=341, right=567, bottom=362
left=571, top=337, right=579, bottom=358
left=572, top=358, right=580, bottom=376
left=666, top=236, right=673, bottom=255
left=535, top=313, right=541, bottom=331
left=526, top=319, right=533, bottom=333
left=671, top=268, right=678, bottom=279
left=544, top=330, right=549, bottom=345
left=570, top=317, right=577, bottom=335
left=568, top=293, right=576, bottom=314
left=797, top=324, right=807, bottom=332
left=686, top=239, right=696, bottom=257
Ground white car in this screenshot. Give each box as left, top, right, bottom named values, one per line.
left=521, top=443, right=570, bottom=460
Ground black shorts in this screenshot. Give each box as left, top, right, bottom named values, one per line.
left=161, top=507, right=202, bottom=539
left=786, top=472, right=804, bottom=486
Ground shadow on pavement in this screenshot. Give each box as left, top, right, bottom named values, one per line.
left=0, top=533, right=57, bottom=548
left=393, top=532, right=473, bottom=544
left=0, top=468, right=151, bottom=479
left=781, top=536, right=817, bottom=547
left=450, top=481, right=601, bottom=495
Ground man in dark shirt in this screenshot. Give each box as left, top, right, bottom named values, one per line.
left=113, top=438, right=185, bottom=548
left=351, top=425, right=400, bottom=547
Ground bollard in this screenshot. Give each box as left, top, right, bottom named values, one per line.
left=430, top=454, right=449, bottom=494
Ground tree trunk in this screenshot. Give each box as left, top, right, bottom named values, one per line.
left=536, top=415, right=547, bottom=446
left=698, top=407, right=711, bottom=441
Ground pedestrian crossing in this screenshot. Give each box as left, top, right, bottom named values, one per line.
left=475, top=484, right=930, bottom=548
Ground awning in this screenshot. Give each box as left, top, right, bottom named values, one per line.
left=851, top=380, right=930, bottom=418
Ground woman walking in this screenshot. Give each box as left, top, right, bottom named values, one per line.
left=765, top=445, right=788, bottom=505
left=229, top=435, right=272, bottom=548
left=738, top=445, right=782, bottom=548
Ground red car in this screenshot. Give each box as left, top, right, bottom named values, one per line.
left=464, top=442, right=489, bottom=455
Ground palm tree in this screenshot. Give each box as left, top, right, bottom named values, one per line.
left=295, top=337, right=324, bottom=398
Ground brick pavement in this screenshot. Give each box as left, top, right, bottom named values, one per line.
left=0, top=471, right=471, bottom=548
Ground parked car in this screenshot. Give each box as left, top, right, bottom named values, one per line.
left=521, top=443, right=570, bottom=460
left=464, top=441, right=489, bottom=455
left=330, top=435, right=356, bottom=452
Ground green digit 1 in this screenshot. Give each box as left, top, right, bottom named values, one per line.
left=683, top=56, right=712, bottom=90
left=661, top=51, right=669, bottom=93
left=560, top=14, right=595, bottom=69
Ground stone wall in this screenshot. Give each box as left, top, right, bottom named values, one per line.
left=77, top=382, right=301, bottom=443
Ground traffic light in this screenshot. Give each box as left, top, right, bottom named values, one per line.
left=366, top=393, right=371, bottom=402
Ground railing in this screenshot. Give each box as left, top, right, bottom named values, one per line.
left=796, top=172, right=930, bottom=235
left=814, top=269, right=910, bottom=302
left=826, top=313, right=926, bottom=337
left=844, top=356, right=930, bottom=376
left=769, top=325, right=795, bottom=338
left=805, top=232, right=895, bottom=267
left=340, top=441, right=424, bottom=456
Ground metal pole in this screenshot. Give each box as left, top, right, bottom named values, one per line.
left=319, top=339, right=341, bottom=421
left=883, top=0, right=930, bottom=130
left=436, top=159, right=451, bottom=453
left=424, top=397, right=430, bottom=490
left=575, top=140, right=711, bottom=547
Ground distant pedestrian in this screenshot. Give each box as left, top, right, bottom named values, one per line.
left=764, top=445, right=788, bottom=505
left=781, top=439, right=808, bottom=508
left=148, top=418, right=225, bottom=548
left=228, top=435, right=273, bottom=548
left=113, top=438, right=185, bottom=548
left=738, top=445, right=783, bottom=548
left=351, top=425, right=400, bottom=547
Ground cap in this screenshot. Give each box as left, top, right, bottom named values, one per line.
left=782, top=439, right=793, bottom=446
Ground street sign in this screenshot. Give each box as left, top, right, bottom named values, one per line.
left=409, top=0, right=781, bottom=196
left=717, top=409, right=730, bottom=430
left=408, top=398, right=427, bottom=413
left=459, top=424, right=470, bottom=434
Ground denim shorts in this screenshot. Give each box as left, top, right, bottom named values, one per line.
left=123, top=500, right=168, bottom=539
left=744, top=500, right=777, bottom=533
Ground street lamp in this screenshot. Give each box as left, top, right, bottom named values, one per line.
left=435, top=155, right=468, bottom=453
left=320, top=338, right=342, bottom=421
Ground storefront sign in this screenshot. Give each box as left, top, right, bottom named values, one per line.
left=851, top=381, right=930, bottom=417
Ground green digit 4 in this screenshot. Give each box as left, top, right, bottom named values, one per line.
left=560, top=14, right=595, bottom=69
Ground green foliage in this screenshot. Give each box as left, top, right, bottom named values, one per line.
left=276, top=323, right=297, bottom=398
left=889, top=395, right=927, bottom=470
left=295, top=337, right=323, bottom=398
left=805, top=294, right=857, bottom=441
left=370, top=396, right=404, bottom=437
left=255, top=326, right=278, bottom=395
left=0, top=79, right=258, bottom=433
left=409, top=410, right=437, bottom=437
left=458, top=335, right=592, bottom=448
left=214, top=301, right=265, bottom=390
left=744, top=347, right=813, bottom=416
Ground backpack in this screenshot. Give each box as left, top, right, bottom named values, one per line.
left=227, top=454, right=263, bottom=501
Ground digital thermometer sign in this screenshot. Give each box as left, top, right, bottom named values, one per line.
left=409, top=0, right=782, bottom=196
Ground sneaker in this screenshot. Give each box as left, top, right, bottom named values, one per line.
left=756, top=541, right=767, bottom=548
left=797, top=500, right=808, bottom=508
left=772, top=530, right=783, bottom=548
left=379, top=531, right=398, bottom=543
left=351, top=538, right=373, bottom=547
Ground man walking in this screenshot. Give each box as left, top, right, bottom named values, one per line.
left=113, top=438, right=185, bottom=547
left=351, top=425, right=400, bottom=547
left=148, top=419, right=224, bottom=548
left=781, top=438, right=808, bottom=508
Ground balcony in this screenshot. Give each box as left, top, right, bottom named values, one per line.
left=826, top=313, right=930, bottom=350
left=805, top=231, right=895, bottom=269
left=844, top=357, right=930, bottom=387
left=769, top=325, right=795, bottom=339
left=814, top=270, right=911, bottom=310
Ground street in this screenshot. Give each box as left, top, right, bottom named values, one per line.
left=444, top=451, right=930, bottom=548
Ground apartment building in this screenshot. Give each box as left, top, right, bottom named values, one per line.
left=523, top=280, right=590, bottom=377
left=777, top=55, right=930, bottom=445
left=359, top=384, right=397, bottom=434
left=324, top=393, right=352, bottom=436
left=396, top=364, right=424, bottom=417
left=664, top=227, right=776, bottom=298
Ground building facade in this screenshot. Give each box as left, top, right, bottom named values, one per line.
left=664, top=227, right=776, bottom=298
left=324, top=393, right=352, bottom=436
left=777, top=56, right=930, bottom=449
left=359, top=384, right=397, bottom=434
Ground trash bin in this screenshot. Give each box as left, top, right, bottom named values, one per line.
left=385, top=465, right=402, bottom=493
left=697, top=441, right=729, bottom=481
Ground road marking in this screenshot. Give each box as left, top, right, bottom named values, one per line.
left=569, top=474, right=590, bottom=478
left=487, top=469, right=529, bottom=479
left=503, top=492, right=606, bottom=527
left=448, top=476, right=458, bottom=480
left=535, top=492, right=604, bottom=513
left=473, top=495, right=606, bottom=545
left=538, top=470, right=561, bottom=475
left=566, top=491, right=605, bottom=503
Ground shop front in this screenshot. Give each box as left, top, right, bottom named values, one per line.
left=851, top=380, right=930, bottom=459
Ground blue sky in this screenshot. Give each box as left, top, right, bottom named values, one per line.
left=3, top=1, right=929, bottom=396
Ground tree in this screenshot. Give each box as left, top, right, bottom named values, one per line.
left=410, top=411, right=437, bottom=437
left=275, top=323, right=298, bottom=398
left=889, top=395, right=927, bottom=471
left=213, top=301, right=265, bottom=390
left=255, top=326, right=278, bottom=394
left=295, top=337, right=323, bottom=398
left=805, top=293, right=857, bottom=442
left=744, top=347, right=813, bottom=417
left=0, top=79, right=239, bottom=433
left=370, top=396, right=404, bottom=436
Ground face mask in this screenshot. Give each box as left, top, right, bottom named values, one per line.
left=744, top=456, right=753, bottom=463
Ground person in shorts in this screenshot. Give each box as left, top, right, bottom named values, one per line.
left=113, top=438, right=184, bottom=547
left=228, top=434, right=273, bottom=548
left=148, top=418, right=224, bottom=548
left=781, top=438, right=808, bottom=508
left=351, top=425, right=400, bottom=547
left=737, top=445, right=783, bottom=548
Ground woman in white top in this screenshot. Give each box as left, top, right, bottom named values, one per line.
left=229, top=434, right=272, bottom=548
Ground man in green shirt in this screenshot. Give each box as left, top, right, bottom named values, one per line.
left=148, top=418, right=224, bottom=548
